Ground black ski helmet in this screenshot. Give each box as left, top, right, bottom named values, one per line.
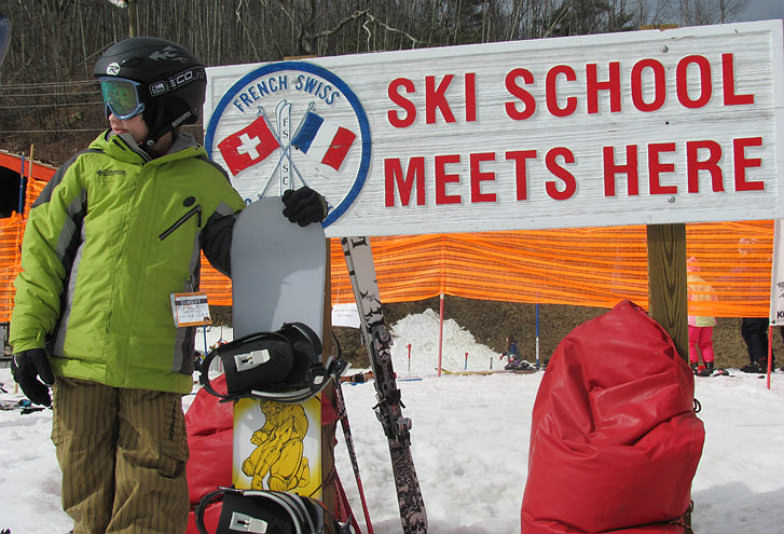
left=93, top=37, right=206, bottom=147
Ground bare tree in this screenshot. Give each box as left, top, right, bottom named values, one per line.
left=0, top=0, right=758, bottom=161
left=667, top=0, right=750, bottom=25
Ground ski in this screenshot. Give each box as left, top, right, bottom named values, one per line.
left=439, top=368, right=537, bottom=376
left=340, top=236, right=427, bottom=534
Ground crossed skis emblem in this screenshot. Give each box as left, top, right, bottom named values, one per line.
left=256, top=100, right=314, bottom=199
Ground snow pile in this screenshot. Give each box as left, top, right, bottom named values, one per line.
left=389, top=308, right=500, bottom=375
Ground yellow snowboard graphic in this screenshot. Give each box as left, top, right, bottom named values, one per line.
left=233, top=396, right=322, bottom=498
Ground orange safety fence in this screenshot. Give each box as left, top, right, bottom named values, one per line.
left=23, top=176, right=49, bottom=217
left=326, top=221, right=774, bottom=319
left=0, top=214, right=24, bottom=324
left=0, top=183, right=776, bottom=323
left=1, top=154, right=56, bottom=325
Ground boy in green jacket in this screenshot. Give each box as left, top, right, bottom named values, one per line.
left=9, top=37, right=326, bottom=533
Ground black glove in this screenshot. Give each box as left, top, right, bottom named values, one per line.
left=282, top=187, right=327, bottom=227
left=11, top=349, right=55, bottom=406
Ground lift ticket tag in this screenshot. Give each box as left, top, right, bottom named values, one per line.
left=170, top=292, right=212, bottom=327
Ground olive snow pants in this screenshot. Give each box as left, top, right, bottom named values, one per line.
left=51, top=377, right=190, bottom=533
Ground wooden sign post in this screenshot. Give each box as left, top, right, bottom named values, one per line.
left=647, top=224, right=689, bottom=361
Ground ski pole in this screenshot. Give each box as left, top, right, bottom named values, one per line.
left=334, top=470, right=362, bottom=533
left=464, top=352, right=468, bottom=370
left=335, top=383, right=374, bottom=533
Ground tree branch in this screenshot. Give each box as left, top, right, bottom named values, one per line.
left=302, top=9, right=426, bottom=53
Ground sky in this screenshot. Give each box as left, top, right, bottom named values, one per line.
left=2, top=309, right=784, bottom=533
left=647, top=0, right=784, bottom=24
left=736, top=0, right=784, bottom=22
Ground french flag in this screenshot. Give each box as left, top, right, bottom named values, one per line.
left=217, top=115, right=281, bottom=176
left=291, top=111, right=356, bottom=171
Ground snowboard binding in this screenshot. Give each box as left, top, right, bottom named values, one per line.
left=199, top=322, right=347, bottom=403
left=195, top=486, right=352, bottom=534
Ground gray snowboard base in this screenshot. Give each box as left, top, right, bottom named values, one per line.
left=230, top=196, right=326, bottom=338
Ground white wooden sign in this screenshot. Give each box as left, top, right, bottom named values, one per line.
left=204, top=20, right=784, bottom=238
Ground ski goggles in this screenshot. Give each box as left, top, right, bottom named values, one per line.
left=98, top=77, right=145, bottom=120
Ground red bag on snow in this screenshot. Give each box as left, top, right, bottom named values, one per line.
left=184, top=374, right=234, bottom=533
left=521, top=300, right=704, bottom=533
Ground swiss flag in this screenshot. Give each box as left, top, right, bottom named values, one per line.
left=217, top=115, right=281, bottom=176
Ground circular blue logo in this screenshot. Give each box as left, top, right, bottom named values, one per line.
left=205, top=61, right=371, bottom=226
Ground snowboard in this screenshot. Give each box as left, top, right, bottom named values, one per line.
left=230, top=197, right=326, bottom=499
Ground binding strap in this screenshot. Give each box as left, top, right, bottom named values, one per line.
left=199, top=322, right=348, bottom=403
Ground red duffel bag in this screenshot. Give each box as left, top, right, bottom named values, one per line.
left=521, top=300, right=704, bottom=533
left=184, top=374, right=234, bottom=534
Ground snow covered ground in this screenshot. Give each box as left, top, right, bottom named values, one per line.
left=2, top=309, right=784, bottom=533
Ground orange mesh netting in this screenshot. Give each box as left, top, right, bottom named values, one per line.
left=326, top=221, right=773, bottom=319
left=0, top=214, right=24, bottom=323
left=0, top=171, right=776, bottom=323
left=1, top=155, right=56, bottom=324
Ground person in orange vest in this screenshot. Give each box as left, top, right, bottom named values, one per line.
left=687, top=256, right=717, bottom=376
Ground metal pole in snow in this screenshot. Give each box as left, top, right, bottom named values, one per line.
left=767, top=325, right=773, bottom=389
left=25, top=146, right=34, bottom=214
left=437, top=292, right=444, bottom=377
left=17, top=154, right=25, bottom=214
left=438, top=239, right=446, bottom=377
left=407, top=343, right=411, bottom=374
left=464, top=352, right=468, bottom=370
left=535, top=303, right=541, bottom=369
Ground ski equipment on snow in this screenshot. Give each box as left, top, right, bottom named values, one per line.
left=330, top=330, right=374, bottom=532
left=333, top=470, right=362, bottom=533
left=335, top=380, right=374, bottom=532
left=0, top=398, right=46, bottom=414
left=440, top=368, right=537, bottom=376
left=504, top=358, right=537, bottom=372
left=341, top=236, right=427, bottom=534
left=694, top=367, right=731, bottom=377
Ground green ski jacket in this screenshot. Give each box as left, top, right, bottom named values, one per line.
left=10, top=131, right=246, bottom=394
